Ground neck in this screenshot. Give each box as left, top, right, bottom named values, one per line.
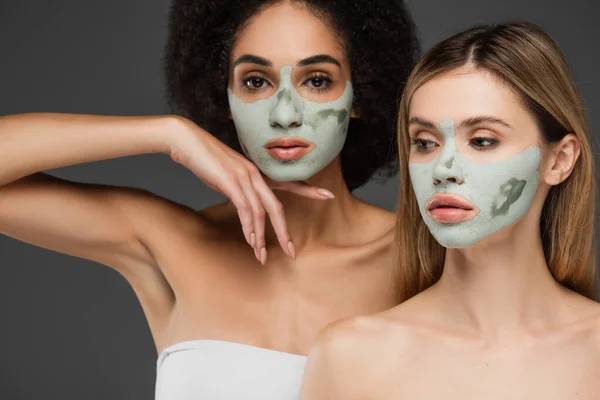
left=432, top=212, right=568, bottom=339
left=266, top=157, right=361, bottom=250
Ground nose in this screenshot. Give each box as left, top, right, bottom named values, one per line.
left=432, top=145, right=465, bottom=185
left=269, top=89, right=302, bottom=129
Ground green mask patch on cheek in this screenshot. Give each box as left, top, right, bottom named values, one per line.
left=491, top=177, right=527, bottom=217
left=306, top=108, right=349, bottom=130
left=227, top=65, right=354, bottom=182
left=408, top=118, right=542, bottom=248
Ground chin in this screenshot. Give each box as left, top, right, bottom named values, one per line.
left=258, top=154, right=339, bottom=183
left=434, top=224, right=521, bottom=250
left=262, top=166, right=318, bottom=182
left=435, top=236, right=481, bottom=249
left=430, top=224, right=487, bottom=249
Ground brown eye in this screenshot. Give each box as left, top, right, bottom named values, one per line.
left=470, top=137, right=499, bottom=149
left=411, top=138, right=438, bottom=152
left=241, top=75, right=270, bottom=90
left=309, top=77, right=325, bottom=88
left=248, top=78, right=265, bottom=88
left=304, top=74, right=332, bottom=90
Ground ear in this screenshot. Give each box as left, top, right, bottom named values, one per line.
left=350, top=107, right=360, bottom=118
left=542, top=133, right=580, bottom=186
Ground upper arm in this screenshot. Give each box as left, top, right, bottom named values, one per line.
left=0, top=173, right=208, bottom=347
left=0, top=173, right=157, bottom=271
left=300, top=318, right=376, bottom=400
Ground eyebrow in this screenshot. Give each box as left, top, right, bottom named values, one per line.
left=457, top=116, right=513, bottom=130
left=407, top=116, right=435, bottom=129
left=407, top=115, right=513, bottom=130
left=233, top=54, right=272, bottom=68
left=297, top=54, right=341, bottom=68
left=232, top=53, right=342, bottom=70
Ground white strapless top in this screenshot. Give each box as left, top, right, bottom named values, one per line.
left=155, top=340, right=308, bottom=400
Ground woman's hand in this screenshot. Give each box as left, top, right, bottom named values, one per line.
left=169, top=117, right=335, bottom=265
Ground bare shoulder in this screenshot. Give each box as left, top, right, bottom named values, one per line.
left=313, top=314, right=400, bottom=353
left=301, top=314, right=413, bottom=399
left=309, top=291, right=437, bottom=351
left=570, top=299, right=600, bottom=368
left=568, top=294, right=600, bottom=350
left=588, top=309, right=600, bottom=348
left=544, top=289, right=600, bottom=363
left=0, top=175, right=232, bottom=351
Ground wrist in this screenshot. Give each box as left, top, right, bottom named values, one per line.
left=161, top=115, right=193, bottom=156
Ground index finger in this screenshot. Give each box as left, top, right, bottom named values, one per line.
left=250, top=172, right=295, bottom=259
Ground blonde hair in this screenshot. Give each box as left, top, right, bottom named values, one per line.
left=395, top=22, right=597, bottom=301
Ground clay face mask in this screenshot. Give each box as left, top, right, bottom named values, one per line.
left=227, top=65, right=353, bottom=181
left=409, top=119, right=542, bottom=248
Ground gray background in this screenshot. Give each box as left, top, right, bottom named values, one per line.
left=0, top=0, right=598, bottom=398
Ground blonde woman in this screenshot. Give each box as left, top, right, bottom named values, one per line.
left=301, top=22, right=600, bottom=399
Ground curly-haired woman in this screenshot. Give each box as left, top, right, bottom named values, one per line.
left=0, top=0, right=419, bottom=398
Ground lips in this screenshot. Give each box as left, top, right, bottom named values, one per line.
left=264, top=137, right=315, bottom=161
left=426, top=193, right=479, bottom=223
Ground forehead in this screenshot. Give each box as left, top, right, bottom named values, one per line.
left=231, top=2, right=345, bottom=64
left=409, top=69, right=527, bottom=123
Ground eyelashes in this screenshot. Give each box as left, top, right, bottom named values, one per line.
left=239, top=73, right=333, bottom=94
left=469, top=136, right=499, bottom=150
left=410, top=136, right=500, bottom=153
left=240, top=74, right=270, bottom=92
left=411, top=138, right=438, bottom=153
left=301, top=73, right=332, bottom=93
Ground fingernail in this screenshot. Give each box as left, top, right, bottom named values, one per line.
left=254, top=247, right=261, bottom=263
left=250, top=232, right=256, bottom=248
left=287, top=241, right=296, bottom=259
left=260, top=247, right=267, bottom=265
left=317, top=189, right=335, bottom=199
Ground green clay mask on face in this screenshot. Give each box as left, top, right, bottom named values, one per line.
left=227, top=65, right=353, bottom=181
left=409, top=119, right=542, bottom=248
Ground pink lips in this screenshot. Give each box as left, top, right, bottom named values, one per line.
left=426, top=194, right=480, bottom=223
left=264, top=137, right=315, bottom=161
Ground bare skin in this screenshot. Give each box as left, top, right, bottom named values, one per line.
left=0, top=2, right=399, bottom=357
left=300, top=69, right=600, bottom=399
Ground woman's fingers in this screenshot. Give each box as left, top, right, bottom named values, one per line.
left=250, top=170, right=295, bottom=260
left=269, top=179, right=336, bottom=201
left=238, top=171, right=268, bottom=265
left=209, top=154, right=333, bottom=262
left=223, top=181, right=254, bottom=247
left=182, top=129, right=298, bottom=260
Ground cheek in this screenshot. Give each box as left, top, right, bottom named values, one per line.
left=491, top=177, right=527, bottom=217
left=305, top=108, right=348, bottom=130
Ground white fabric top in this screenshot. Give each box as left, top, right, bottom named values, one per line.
left=155, top=340, right=308, bottom=400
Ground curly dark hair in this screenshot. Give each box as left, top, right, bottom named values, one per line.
left=164, top=0, right=420, bottom=191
